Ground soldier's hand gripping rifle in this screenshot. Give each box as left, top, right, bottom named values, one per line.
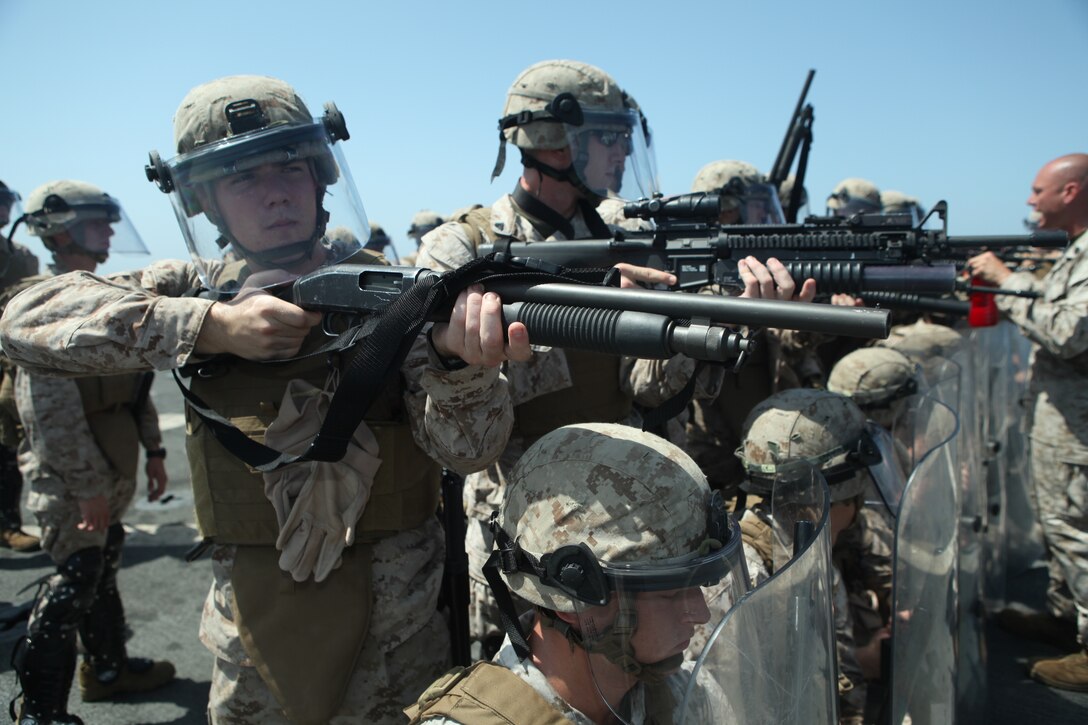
left=290, top=260, right=891, bottom=366
left=181, top=256, right=890, bottom=473
left=479, top=196, right=1068, bottom=298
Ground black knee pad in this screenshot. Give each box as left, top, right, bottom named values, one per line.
left=29, top=547, right=104, bottom=634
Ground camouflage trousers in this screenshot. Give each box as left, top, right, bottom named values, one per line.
left=1030, top=440, right=1088, bottom=645
left=203, top=518, right=451, bottom=724
left=30, top=472, right=134, bottom=565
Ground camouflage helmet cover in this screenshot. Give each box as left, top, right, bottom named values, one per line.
left=691, top=160, right=766, bottom=194
left=883, top=319, right=964, bottom=360
left=880, top=190, right=922, bottom=214
left=738, top=388, right=873, bottom=501
left=500, top=59, right=626, bottom=151
left=500, top=422, right=714, bottom=613
left=169, top=75, right=339, bottom=216
left=23, top=180, right=119, bottom=239
left=826, top=177, right=882, bottom=213
left=828, top=347, right=918, bottom=408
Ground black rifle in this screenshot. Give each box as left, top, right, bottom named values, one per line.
left=768, top=69, right=815, bottom=223
left=479, top=198, right=1068, bottom=297
left=181, top=257, right=890, bottom=473
left=289, top=262, right=892, bottom=364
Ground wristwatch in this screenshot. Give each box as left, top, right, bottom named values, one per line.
left=146, top=448, right=167, bottom=460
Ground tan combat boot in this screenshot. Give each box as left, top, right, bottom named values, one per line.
left=1029, top=650, right=1088, bottom=693
left=78, top=657, right=176, bottom=702
left=0, top=528, right=41, bottom=553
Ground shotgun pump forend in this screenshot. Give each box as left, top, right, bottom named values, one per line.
left=287, top=261, right=891, bottom=367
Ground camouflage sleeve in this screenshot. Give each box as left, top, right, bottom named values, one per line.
left=619, top=355, right=723, bottom=406
left=401, top=331, right=512, bottom=476
left=996, top=267, right=1088, bottom=359
left=15, top=371, right=114, bottom=498
left=136, top=389, right=163, bottom=451
left=415, top=222, right=477, bottom=273
left=0, top=260, right=212, bottom=376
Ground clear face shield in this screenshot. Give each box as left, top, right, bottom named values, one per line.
left=682, top=462, right=838, bottom=725
left=826, top=194, right=881, bottom=218
left=565, top=106, right=659, bottom=201
left=359, top=229, right=400, bottom=263
left=721, top=180, right=786, bottom=225
left=26, top=195, right=149, bottom=262
left=487, top=491, right=748, bottom=725
left=564, top=505, right=749, bottom=724
left=147, top=112, right=369, bottom=294
left=864, top=422, right=909, bottom=517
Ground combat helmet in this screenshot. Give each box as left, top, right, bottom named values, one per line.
left=406, top=210, right=445, bottom=244
left=491, top=60, right=657, bottom=202
left=737, top=388, right=894, bottom=502
left=826, top=177, right=882, bottom=217
left=691, top=160, right=784, bottom=225
left=485, top=423, right=747, bottom=721
left=145, top=75, right=369, bottom=292
left=828, top=347, right=919, bottom=409
left=22, top=180, right=147, bottom=264
left=883, top=319, right=963, bottom=360
left=881, top=190, right=926, bottom=225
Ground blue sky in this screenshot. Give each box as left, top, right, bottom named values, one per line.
left=1, top=0, right=1085, bottom=275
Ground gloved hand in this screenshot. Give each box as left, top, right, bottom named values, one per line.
left=263, top=378, right=381, bottom=582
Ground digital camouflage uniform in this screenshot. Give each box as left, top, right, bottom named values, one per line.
left=0, top=258, right=514, bottom=724
left=995, top=228, right=1088, bottom=648
left=17, top=370, right=161, bottom=563
left=417, top=194, right=721, bottom=653
left=0, top=242, right=40, bottom=540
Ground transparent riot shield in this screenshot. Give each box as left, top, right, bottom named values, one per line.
left=867, top=422, right=909, bottom=518
left=680, top=462, right=837, bottom=725
left=1001, top=321, right=1045, bottom=573
left=889, top=395, right=960, bottom=725
left=975, top=323, right=1010, bottom=610
left=951, top=339, right=987, bottom=721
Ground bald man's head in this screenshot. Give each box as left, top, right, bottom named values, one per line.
left=1029, top=153, right=1088, bottom=236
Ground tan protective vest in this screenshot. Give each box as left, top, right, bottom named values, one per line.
left=513, top=349, right=632, bottom=444
left=186, top=346, right=440, bottom=545
left=186, top=249, right=441, bottom=545
left=405, top=662, right=569, bottom=725
left=75, top=373, right=145, bottom=480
